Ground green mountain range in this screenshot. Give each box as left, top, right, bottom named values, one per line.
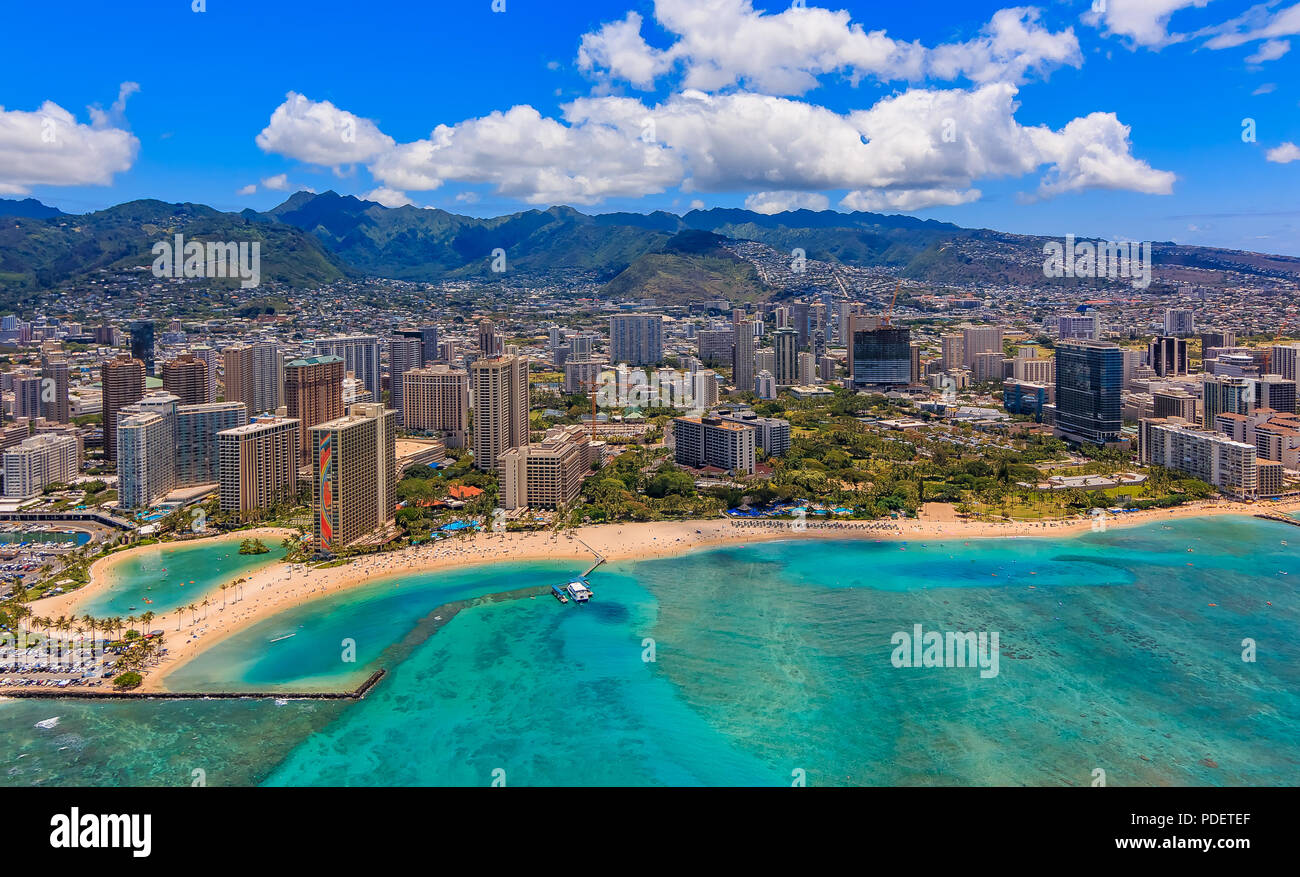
left=3, top=193, right=1299, bottom=308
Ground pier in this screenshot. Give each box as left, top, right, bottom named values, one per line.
left=1255, top=512, right=1300, bottom=529
left=574, top=535, right=606, bottom=577
left=0, top=669, right=387, bottom=701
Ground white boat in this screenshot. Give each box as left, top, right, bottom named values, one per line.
left=268, top=633, right=296, bottom=643
left=565, top=580, right=593, bottom=603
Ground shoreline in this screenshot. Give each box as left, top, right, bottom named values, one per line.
left=27, top=526, right=297, bottom=623
left=13, top=500, right=1300, bottom=694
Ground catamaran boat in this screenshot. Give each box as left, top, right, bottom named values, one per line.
left=565, top=580, right=593, bottom=603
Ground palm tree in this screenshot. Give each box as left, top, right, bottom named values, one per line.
left=141, top=611, right=155, bottom=633
left=220, top=583, right=228, bottom=610
left=201, top=598, right=211, bottom=620
left=187, top=603, right=198, bottom=625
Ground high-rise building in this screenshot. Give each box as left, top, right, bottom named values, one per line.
left=1249, top=374, right=1298, bottom=414
left=962, top=325, right=1003, bottom=368
left=12, top=371, right=43, bottom=421
left=114, top=393, right=247, bottom=504
left=972, top=351, right=1007, bottom=383
left=697, top=329, right=733, bottom=364
left=941, top=334, right=965, bottom=372
left=1013, top=346, right=1054, bottom=385
left=1053, top=340, right=1123, bottom=445
left=311, top=402, right=397, bottom=551
left=470, top=354, right=529, bottom=472
left=563, top=359, right=609, bottom=395
left=387, top=337, right=424, bottom=424
left=798, top=351, right=817, bottom=387
left=609, top=314, right=663, bottom=366
left=1058, top=312, right=1101, bottom=341
left=1202, top=374, right=1251, bottom=428
left=848, top=316, right=911, bottom=387
left=477, top=319, right=503, bottom=357
left=130, top=321, right=155, bottom=375
left=732, top=319, right=755, bottom=393
left=101, top=355, right=146, bottom=462
left=756, top=369, right=777, bottom=400
left=672, top=415, right=756, bottom=474
left=712, top=409, right=791, bottom=456
left=1148, top=336, right=1190, bottom=377
left=311, top=336, right=381, bottom=401
left=3, top=433, right=79, bottom=498
left=1140, top=417, right=1256, bottom=497
left=1003, top=380, right=1048, bottom=422
left=402, top=366, right=470, bottom=447
left=1163, top=308, right=1196, bottom=337
left=418, top=326, right=440, bottom=366
left=498, top=424, right=592, bottom=511
left=773, top=328, right=799, bottom=386
left=39, top=355, right=70, bottom=423
left=790, top=301, right=810, bottom=349
left=190, top=345, right=219, bottom=403
left=116, top=410, right=172, bottom=508
left=219, top=414, right=301, bottom=512
left=1201, top=330, right=1237, bottom=352
left=162, top=354, right=211, bottom=406
left=223, top=342, right=284, bottom=415
left=694, top=370, right=720, bottom=409
left=285, top=355, right=345, bottom=465
left=837, top=302, right=870, bottom=344
left=1270, top=344, right=1300, bottom=382
left=175, top=401, right=247, bottom=486
left=1153, top=388, right=1197, bottom=421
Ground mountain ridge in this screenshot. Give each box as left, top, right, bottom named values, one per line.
left=2, top=192, right=1298, bottom=304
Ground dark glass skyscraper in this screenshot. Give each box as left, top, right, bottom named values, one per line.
left=849, top=320, right=911, bottom=387
left=1054, top=340, right=1122, bottom=444
left=131, top=321, right=156, bottom=375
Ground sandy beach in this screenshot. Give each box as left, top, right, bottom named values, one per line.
left=16, top=499, right=1300, bottom=693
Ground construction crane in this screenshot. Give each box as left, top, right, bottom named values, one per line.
left=883, top=280, right=903, bottom=326
left=884, top=242, right=950, bottom=326
left=582, top=373, right=601, bottom=443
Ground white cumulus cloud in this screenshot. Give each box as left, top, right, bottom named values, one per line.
left=1266, top=141, right=1300, bottom=163
left=261, top=82, right=1174, bottom=208
left=840, top=187, right=981, bottom=212
left=577, top=1, right=1079, bottom=94
left=744, top=191, right=831, bottom=213
left=260, top=173, right=292, bottom=191
left=363, top=186, right=414, bottom=207
left=1083, top=0, right=1212, bottom=48
left=255, top=92, right=395, bottom=168
left=0, top=85, right=139, bottom=195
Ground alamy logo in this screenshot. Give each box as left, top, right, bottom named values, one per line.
left=1043, top=234, right=1151, bottom=289
left=50, top=808, right=151, bottom=858
left=151, top=234, right=261, bottom=289
left=890, top=624, right=1000, bottom=678
left=595, top=367, right=701, bottom=412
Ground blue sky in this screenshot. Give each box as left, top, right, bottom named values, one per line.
left=3, top=0, right=1299, bottom=254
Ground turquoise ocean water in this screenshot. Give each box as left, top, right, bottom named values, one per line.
left=4, top=515, right=1298, bottom=786
left=77, top=538, right=287, bottom=620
